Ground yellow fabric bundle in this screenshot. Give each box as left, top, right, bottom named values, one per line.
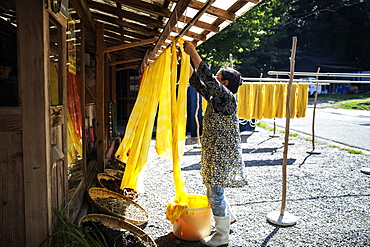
left=115, top=37, right=190, bottom=222
left=262, top=84, right=276, bottom=119
left=237, top=82, right=308, bottom=119
left=155, top=50, right=173, bottom=158
left=67, top=109, right=82, bottom=165
left=251, top=84, right=264, bottom=119
left=289, top=83, right=298, bottom=119
left=296, top=84, right=309, bottom=118
left=165, top=38, right=190, bottom=224
left=50, top=61, right=59, bottom=106
left=237, top=83, right=251, bottom=120
left=116, top=48, right=170, bottom=191
left=202, top=96, right=207, bottom=116
left=274, top=83, right=287, bottom=118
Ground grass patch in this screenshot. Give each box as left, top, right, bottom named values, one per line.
left=309, top=91, right=370, bottom=102
left=256, top=122, right=267, bottom=128
left=337, top=98, right=370, bottom=110
left=259, top=122, right=367, bottom=156
left=341, top=148, right=364, bottom=155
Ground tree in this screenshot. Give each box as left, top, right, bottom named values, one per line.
left=199, top=0, right=370, bottom=77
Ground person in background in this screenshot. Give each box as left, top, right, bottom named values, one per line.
left=183, top=40, right=246, bottom=247
left=0, top=57, right=18, bottom=106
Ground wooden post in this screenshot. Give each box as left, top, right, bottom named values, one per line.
left=17, top=0, right=52, bottom=245
left=267, top=37, right=298, bottom=226
left=280, top=37, right=298, bottom=215
left=307, top=67, right=321, bottom=154
left=95, top=22, right=105, bottom=171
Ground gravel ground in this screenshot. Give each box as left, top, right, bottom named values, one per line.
left=132, top=124, right=370, bottom=247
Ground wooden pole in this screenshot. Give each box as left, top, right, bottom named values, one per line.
left=307, top=67, right=322, bottom=154
left=280, top=36, right=298, bottom=215
left=267, top=37, right=298, bottom=226
left=194, top=93, right=201, bottom=147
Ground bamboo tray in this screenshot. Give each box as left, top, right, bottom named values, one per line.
left=97, top=173, right=139, bottom=201
left=105, top=168, right=124, bottom=179
left=88, top=187, right=148, bottom=226
left=78, top=213, right=156, bottom=247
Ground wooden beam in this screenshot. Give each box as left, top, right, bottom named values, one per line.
left=102, top=22, right=152, bottom=40
left=114, top=0, right=171, bottom=17
left=92, top=13, right=159, bottom=37
left=95, top=22, right=105, bottom=171
left=116, top=65, right=140, bottom=71
left=172, top=0, right=235, bottom=21
left=70, top=0, right=96, bottom=40
left=150, top=0, right=192, bottom=59
left=16, top=0, right=51, bottom=245
left=178, top=15, right=219, bottom=33
left=109, top=58, right=142, bottom=66
left=105, top=37, right=158, bottom=53
left=87, top=0, right=164, bottom=29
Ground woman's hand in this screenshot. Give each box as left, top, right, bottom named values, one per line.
left=183, top=41, right=196, bottom=56
left=183, top=41, right=202, bottom=70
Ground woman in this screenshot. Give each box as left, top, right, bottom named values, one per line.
left=183, top=41, right=246, bottom=246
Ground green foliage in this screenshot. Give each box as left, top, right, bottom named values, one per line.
left=197, top=0, right=284, bottom=73
left=198, top=0, right=370, bottom=76
left=39, top=211, right=107, bottom=247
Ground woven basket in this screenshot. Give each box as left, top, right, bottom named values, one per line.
left=105, top=168, right=124, bottom=179
left=88, top=187, right=148, bottom=225
left=97, top=173, right=118, bottom=188
left=78, top=213, right=156, bottom=247
left=97, top=173, right=139, bottom=201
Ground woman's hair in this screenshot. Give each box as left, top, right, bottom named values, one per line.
left=220, top=66, right=242, bottom=94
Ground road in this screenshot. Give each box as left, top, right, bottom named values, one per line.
left=260, top=105, right=370, bottom=152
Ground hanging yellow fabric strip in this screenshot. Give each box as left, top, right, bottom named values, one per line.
left=237, top=82, right=308, bottom=120
left=115, top=66, right=150, bottom=164
left=165, top=38, right=190, bottom=224
left=262, top=84, right=276, bottom=119
left=296, top=84, right=309, bottom=118
left=289, top=83, right=298, bottom=119
left=251, top=84, right=264, bottom=119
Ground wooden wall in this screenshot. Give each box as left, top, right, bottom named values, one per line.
left=0, top=108, right=25, bottom=246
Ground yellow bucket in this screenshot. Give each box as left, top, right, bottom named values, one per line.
left=172, top=194, right=212, bottom=241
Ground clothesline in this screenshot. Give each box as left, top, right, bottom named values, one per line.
left=268, top=71, right=370, bottom=78
left=242, top=80, right=330, bottom=85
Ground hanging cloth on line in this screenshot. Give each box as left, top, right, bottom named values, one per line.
left=115, top=48, right=170, bottom=191
left=165, top=38, right=191, bottom=224
left=114, top=38, right=191, bottom=223
left=237, top=83, right=309, bottom=120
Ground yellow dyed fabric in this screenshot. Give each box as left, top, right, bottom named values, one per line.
left=237, top=83, right=251, bottom=120
left=115, top=48, right=170, bottom=191
left=165, top=38, right=191, bottom=224
left=50, top=61, right=59, bottom=105
left=296, top=84, right=309, bottom=118
left=289, top=84, right=298, bottom=119
left=67, top=109, right=82, bottom=165
left=202, top=96, right=207, bottom=116
left=251, top=84, right=264, bottom=119
left=262, top=84, right=276, bottom=119
left=274, top=84, right=287, bottom=118
left=114, top=38, right=191, bottom=222
left=237, top=83, right=308, bottom=119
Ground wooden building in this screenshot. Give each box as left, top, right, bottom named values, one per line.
left=0, top=0, right=260, bottom=246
